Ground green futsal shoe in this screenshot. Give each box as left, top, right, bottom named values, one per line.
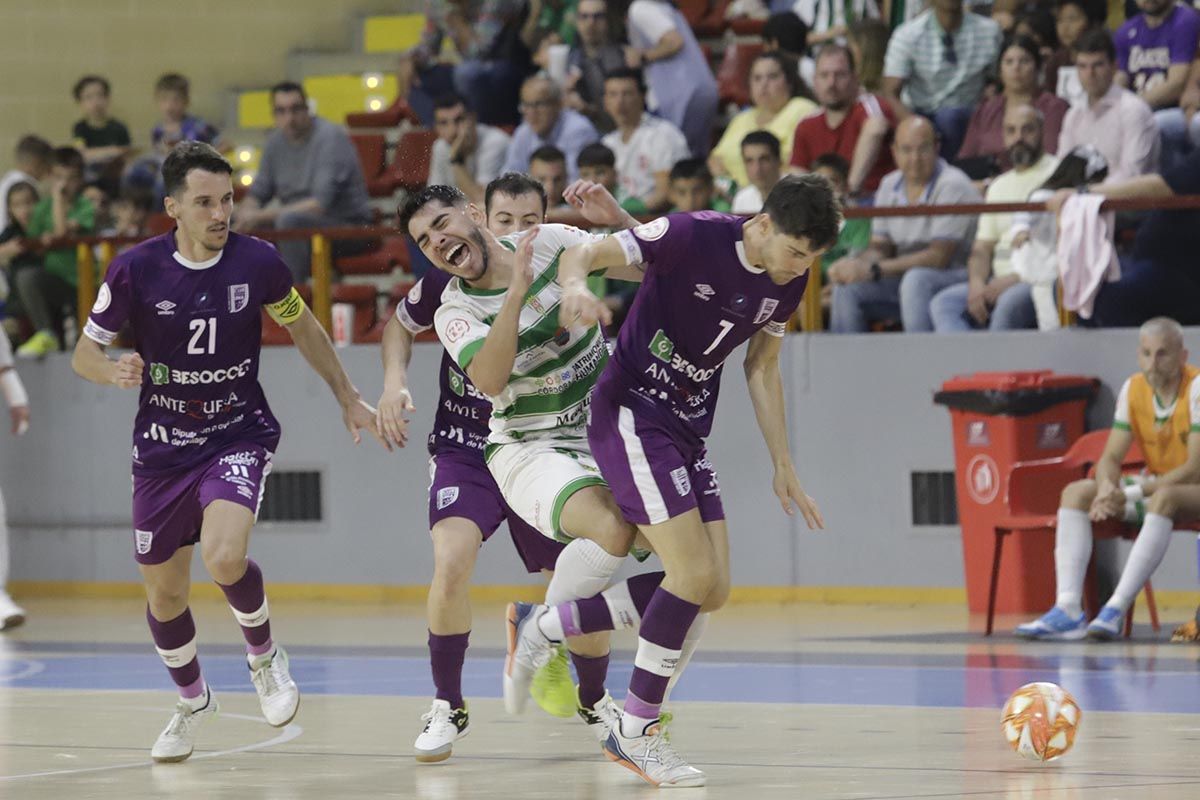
left=530, top=644, right=576, bottom=718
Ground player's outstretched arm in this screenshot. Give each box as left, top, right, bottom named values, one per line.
left=465, top=229, right=537, bottom=396
left=743, top=330, right=824, bottom=530
left=284, top=306, right=388, bottom=450
left=71, top=336, right=143, bottom=390
left=558, top=235, right=642, bottom=328
left=377, top=314, right=417, bottom=448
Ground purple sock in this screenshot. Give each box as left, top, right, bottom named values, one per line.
left=624, top=588, right=700, bottom=732
left=571, top=651, right=610, bottom=709
left=216, top=558, right=273, bottom=656
left=429, top=630, right=469, bottom=709
left=559, top=572, right=666, bottom=636
left=146, top=606, right=206, bottom=699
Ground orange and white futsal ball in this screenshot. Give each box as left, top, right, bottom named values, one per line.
left=1001, top=682, right=1082, bottom=762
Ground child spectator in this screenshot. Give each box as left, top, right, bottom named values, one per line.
left=576, top=142, right=620, bottom=196
left=125, top=73, right=221, bottom=195
left=103, top=187, right=155, bottom=241
left=0, top=136, right=52, bottom=231
left=82, top=182, right=112, bottom=234
left=0, top=183, right=41, bottom=309
left=811, top=152, right=871, bottom=278
left=667, top=158, right=730, bottom=212
left=71, top=75, right=132, bottom=194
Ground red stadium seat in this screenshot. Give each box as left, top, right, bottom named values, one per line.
left=716, top=42, right=763, bottom=108
left=335, top=234, right=411, bottom=276
left=345, top=96, right=421, bottom=129
left=368, top=129, right=438, bottom=197
left=350, top=134, right=387, bottom=185
left=145, top=213, right=175, bottom=237
left=728, top=16, right=766, bottom=36
left=332, top=283, right=379, bottom=342
left=696, top=0, right=731, bottom=36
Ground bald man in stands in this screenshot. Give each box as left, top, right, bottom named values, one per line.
left=1018, top=318, right=1200, bottom=641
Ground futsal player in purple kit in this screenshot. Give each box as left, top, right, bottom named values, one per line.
left=504, top=174, right=839, bottom=787
left=71, top=142, right=383, bottom=763
left=377, top=173, right=641, bottom=762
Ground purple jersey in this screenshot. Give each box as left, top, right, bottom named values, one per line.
left=605, top=212, right=806, bottom=438
left=394, top=268, right=492, bottom=455
left=1116, top=5, right=1200, bottom=96
left=84, top=232, right=293, bottom=476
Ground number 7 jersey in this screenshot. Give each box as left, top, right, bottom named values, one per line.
left=84, top=231, right=299, bottom=476
left=604, top=212, right=808, bottom=438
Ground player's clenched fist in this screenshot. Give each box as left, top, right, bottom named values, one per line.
left=112, top=352, right=145, bottom=389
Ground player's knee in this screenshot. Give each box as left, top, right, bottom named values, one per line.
left=202, top=546, right=248, bottom=585
left=678, top=554, right=719, bottom=598
left=699, top=572, right=730, bottom=613
left=1060, top=479, right=1096, bottom=511
left=1148, top=487, right=1182, bottom=519
left=586, top=515, right=636, bottom=557
left=145, top=585, right=189, bottom=619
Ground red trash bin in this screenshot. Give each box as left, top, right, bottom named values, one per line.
left=935, top=371, right=1099, bottom=614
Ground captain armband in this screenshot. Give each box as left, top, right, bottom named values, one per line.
left=266, top=287, right=306, bottom=325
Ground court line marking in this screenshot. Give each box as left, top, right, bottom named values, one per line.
left=0, top=707, right=303, bottom=782
left=0, top=658, right=44, bottom=681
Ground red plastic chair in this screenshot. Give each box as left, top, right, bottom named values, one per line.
left=346, top=96, right=421, bottom=130
left=368, top=129, right=438, bottom=197
left=716, top=42, right=763, bottom=108
left=335, top=234, right=411, bottom=276
left=987, top=430, right=1160, bottom=636
left=350, top=134, right=387, bottom=185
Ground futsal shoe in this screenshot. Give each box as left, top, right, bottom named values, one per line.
left=503, top=602, right=558, bottom=714
left=151, top=689, right=219, bottom=763
left=249, top=646, right=300, bottom=726
left=1014, top=607, right=1087, bottom=640
left=0, top=590, right=25, bottom=630
left=577, top=690, right=622, bottom=744
left=1086, top=606, right=1124, bottom=640
left=604, top=720, right=706, bottom=788
left=531, top=644, right=576, bottom=718
left=414, top=699, right=470, bottom=763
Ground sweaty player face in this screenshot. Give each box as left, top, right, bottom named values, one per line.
left=167, top=168, right=233, bottom=254
left=409, top=201, right=491, bottom=282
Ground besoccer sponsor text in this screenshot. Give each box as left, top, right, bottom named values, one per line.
left=149, top=358, right=253, bottom=386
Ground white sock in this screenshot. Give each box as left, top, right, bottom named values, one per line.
left=537, top=606, right=566, bottom=641
left=1107, top=512, right=1174, bottom=613
left=662, top=613, right=708, bottom=706
left=544, top=538, right=624, bottom=606
left=1054, top=508, right=1092, bottom=617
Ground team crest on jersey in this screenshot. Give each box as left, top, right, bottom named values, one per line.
left=408, top=278, right=423, bottom=304
left=753, top=298, right=779, bottom=324
left=633, top=217, right=669, bottom=242
left=92, top=283, right=112, bottom=313
left=669, top=466, right=691, bottom=497
left=228, top=284, right=250, bottom=313
left=528, top=294, right=546, bottom=314
left=445, top=318, right=470, bottom=343
left=135, top=529, right=154, bottom=555
left=437, top=487, right=459, bottom=510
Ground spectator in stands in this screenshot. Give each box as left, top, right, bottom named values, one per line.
left=790, top=0, right=883, bottom=46
left=1044, top=0, right=1109, bottom=107
left=483, top=171, right=548, bottom=236
left=1116, top=0, right=1200, bottom=113
left=600, top=67, right=690, bottom=213
left=102, top=187, right=155, bottom=240
left=731, top=131, right=785, bottom=214
left=956, top=35, right=1069, bottom=177
left=763, top=12, right=816, bottom=88
left=234, top=82, right=372, bottom=281
left=710, top=53, right=816, bottom=196
left=930, top=104, right=1057, bottom=332
left=791, top=44, right=897, bottom=197
left=428, top=93, right=512, bottom=206
left=529, top=145, right=570, bottom=208
left=848, top=17, right=892, bottom=92
left=0, top=136, right=52, bottom=231
left=810, top=153, right=872, bottom=281
left=828, top=116, right=980, bottom=333
left=523, top=0, right=578, bottom=48
left=565, top=0, right=626, bottom=132
left=71, top=75, right=131, bottom=194
left=1058, top=30, right=1159, bottom=180
left=82, top=183, right=111, bottom=234
left=15, top=147, right=94, bottom=358
left=576, top=142, right=620, bottom=196
left=125, top=73, right=221, bottom=196
left=503, top=75, right=599, bottom=179
left=0, top=183, right=40, bottom=287
left=625, top=0, right=720, bottom=156
left=882, top=0, right=1003, bottom=158
left=667, top=158, right=727, bottom=212
left=396, top=0, right=532, bottom=127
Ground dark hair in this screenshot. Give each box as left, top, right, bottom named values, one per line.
left=270, top=81, right=308, bottom=105
left=1075, top=28, right=1116, bottom=62
left=5, top=181, right=38, bottom=209
left=1056, top=0, right=1107, bottom=26
left=434, top=92, right=469, bottom=111
left=741, top=130, right=781, bottom=160
left=1015, top=8, right=1058, bottom=50
left=751, top=51, right=803, bottom=101
left=761, top=174, right=841, bottom=250
left=530, top=144, right=566, bottom=166
left=116, top=186, right=156, bottom=214
left=155, top=73, right=189, bottom=97
left=14, top=135, right=52, bottom=163
left=577, top=142, right=616, bottom=169
left=398, top=184, right=468, bottom=238
left=52, top=146, right=84, bottom=173
left=762, top=12, right=808, bottom=55
left=1038, top=147, right=1108, bottom=192
left=161, top=141, right=232, bottom=197
left=815, top=43, right=857, bottom=75
left=603, top=67, right=647, bottom=96
left=811, top=152, right=850, bottom=182
left=669, top=158, right=712, bottom=185
left=73, top=74, right=111, bottom=101
left=849, top=18, right=890, bottom=92
left=1000, top=34, right=1044, bottom=73
left=485, top=172, right=548, bottom=216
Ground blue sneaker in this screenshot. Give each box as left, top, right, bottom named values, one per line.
left=1015, top=607, right=1087, bottom=640
left=1087, top=606, right=1124, bottom=640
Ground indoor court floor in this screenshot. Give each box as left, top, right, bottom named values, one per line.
left=3, top=598, right=1200, bottom=799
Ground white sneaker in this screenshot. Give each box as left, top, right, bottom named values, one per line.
left=503, top=602, right=558, bottom=715
left=250, top=646, right=300, bottom=727
left=414, top=699, right=470, bottom=763
left=604, top=720, right=706, bottom=788
left=577, top=691, right=621, bottom=745
left=151, top=690, right=219, bottom=763
left=0, top=590, right=25, bottom=631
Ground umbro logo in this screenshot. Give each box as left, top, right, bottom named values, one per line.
left=693, top=284, right=714, bottom=301
left=155, top=300, right=176, bottom=316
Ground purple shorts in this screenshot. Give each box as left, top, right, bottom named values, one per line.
left=131, top=443, right=272, bottom=565
left=587, top=386, right=724, bottom=527
left=428, top=447, right=564, bottom=573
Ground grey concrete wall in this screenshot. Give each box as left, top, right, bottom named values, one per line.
left=5, top=329, right=1199, bottom=590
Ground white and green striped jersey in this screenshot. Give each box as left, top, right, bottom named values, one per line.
left=433, top=224, right=610, bottom=445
